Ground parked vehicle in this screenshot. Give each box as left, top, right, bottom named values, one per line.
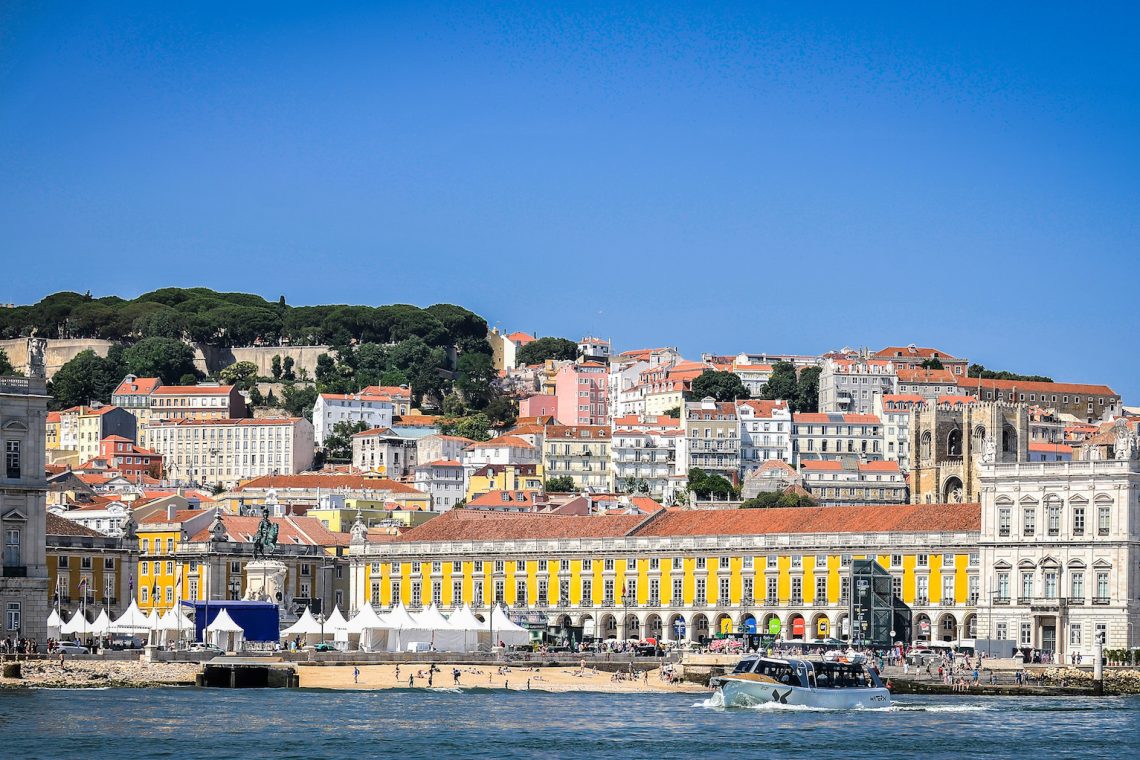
left=56, top=641, right=90, bottom=655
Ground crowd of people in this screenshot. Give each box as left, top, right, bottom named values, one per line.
left=0, top=637, right=38, bottom=655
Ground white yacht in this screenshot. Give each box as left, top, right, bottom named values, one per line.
left=711, top=655, right=891, bottom=709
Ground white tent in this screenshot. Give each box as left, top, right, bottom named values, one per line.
left=490, top=606, right=530, bottom=647
left=89, top=609, right=111, bottom=636
left=146, top=608, right=161, bottom=629
left=59, top=609, right=91, bottom=638
left=157, top=608, right=195, bottom=645
left=346, top=605, right=389, bottom=652
left=46, top=609, right=62, bottom=640
left=280, top=607, right=327, bottom=643
left=447, top=604, right=489, bottom=652
left=206, top=609, right=245, bottom=652
left=324, top=606, right=349, bottom=645
left=383, top=603, right=429, bottom=652
left=110, top=600, right=152, bottom=634
left=413, top=604, right=465, bottom=652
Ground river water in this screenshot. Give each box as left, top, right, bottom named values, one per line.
left=1, top=688, right=1136, bottom=759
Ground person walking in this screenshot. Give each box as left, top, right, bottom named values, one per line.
left=453, top=668, right=461, bottom=686
left=428, top=670, right=433, bottom=688
left=409, top=674, right=414, bottom=688
left=353, top=666, right=360, bottom=684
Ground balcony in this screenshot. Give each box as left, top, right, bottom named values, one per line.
left=1092, top=597, right=1111, bottom=605
left=646, top=597, right=660, bottom=608
left=992, top=596, right=1010, bottom=605
left=939, top=599, right=957, bottom=607
left=1017, top=597, right=1032, bottom=605
left=2, top=565, right=27, bottom=577
left=1067, top=597, right=1085, bottom=606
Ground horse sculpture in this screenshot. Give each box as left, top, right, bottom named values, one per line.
left=252, top=506, right=278, bottom=560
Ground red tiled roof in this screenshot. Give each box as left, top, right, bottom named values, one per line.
left=1028, top=442, right=1073, bottom=454
left=46, top=411, right=61, bottom=423
left=637, top=503, right=979, bottom=537
left=956, top=377, right=1116, bottom=397
left=467, top=490, right=545, bottom=507
left=235, top=474, right=420, bottom=494
left=874, top=346, right=960, bottom=361
left=46, top=513, right=105, bottom=537
left=736, top=400, right=788, bottom=416
left=138, top=508, right=209, bottom=525
left=150, top=417, right=301, bottom=427
left=897, top=368, right=955, bottom=384
left=113, top=377, right=161, bottom=396
left=542, top=425, right=611, bottom=440
left=395, top=510, right=648, bottom=542
left=188, top=515, right=349, bottom=546
left=467, top=435, right=535, bottom=449
left=418, top=459, right=463, bottom=468
left=506, top=332, right=535, bottom=344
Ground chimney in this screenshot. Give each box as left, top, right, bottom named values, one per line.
left=167, top=504, right=176, bottom=521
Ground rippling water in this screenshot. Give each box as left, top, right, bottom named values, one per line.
left=0, top=688, right=1137, bottom=759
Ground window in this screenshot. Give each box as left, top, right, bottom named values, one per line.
left=453, top=561, right=462, bottom=573
left=58, top=555, right=69, bottom=569
left=166, top=538, right=174, bottom=552
left=790, top=577, right=802, bottom=604
left=719, top=577, right=730, bottom=603
left=391, top=580, right=401, bottom=604
left=1069, top=624, right=1081, bottom=647
left=495, top=560, right=505, bottom=573
left=997, top=572, right=1009, bottom=599
left=791, top=555, right=802, bottom=569
left=916, top=554, right=927, bottom=568
left=1020, top=622, right=1032, bottom=646
left=1096, top=623, right=1107, bottom=645
left=1096, top=571, right=1109, bottom=601
left=694, top=578, right=706, bottom=605
left=141, top=587, right=149, bottom=603
left=1043, top=571, right=1057, bottom=598
left=604, top=559, right=614, bottom=571
left=432, top=561, right=442, bottom=573
left=649, top=557, right=660, bottom=571
left=1073, top=507, right=1085, bottom=536
left=516, top=579, right=527, bottom=604
left=892, top=575, right=903, bottom=599
left=1098, top=506, right=1111, bottom=536
left=671, top=577, right=682, bottom=604
left=1047, top=505, right=1060, bottom=536
left=1023, top=508, right=1036, bottom=536
left=301, top=563, right=311, bottom=577
left=816, top=576, right=827, bottom=601
left=695, top=557, right=706, bottom=570
left=942, top=575, right=955, bottom=603
left=1021, top=572, right=1033, bottom=600
left=841, top=553, right=852, bottom=568
left=915, top=576, right=927, bottom=604
left=1070, top=572, right=1084, bottom=599
left=5, top=440, right=21, bottom=479
left=766, top=576, right=777, bottom=603
left=998, top=508, right=1011, bottom=537
left=370, top=582, right=381, bottom=604
left=890, top=554, right=902, bottom=567
left=104, top=557, right=115, bottom=570
left=5, top=602, right=20, bottom=631
left=473, top=580, right=483, bottom=604
left=996, top=622, right=1007, bottom=641
left=582, top=559, right=592, bottom=572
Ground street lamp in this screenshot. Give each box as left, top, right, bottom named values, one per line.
left=317, top=612, right=326, bottom=644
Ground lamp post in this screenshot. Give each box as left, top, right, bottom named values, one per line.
left=318, top=612, right=326, bottom=646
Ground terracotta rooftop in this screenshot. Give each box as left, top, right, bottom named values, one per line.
left=793, top=413, right=881, bottom=425
left=235, top=474, right=420, bottom=494
left=150, top=385, right=235, bottom=396
left=46, top=513, right=106, bottom=537
left=113, top=377, right=161, bottom=396
left=467, top=435, right=535, bottom=450
left=636, top=503, right=980, bottom=537
left=956, top=376, right=1117, bottom=397
left=396, top=510, right=647, bottom=542
left=188, top=515, right=349, bottom=546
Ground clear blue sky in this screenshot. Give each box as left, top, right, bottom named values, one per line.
left=2, top=3, right=1138, bottom=399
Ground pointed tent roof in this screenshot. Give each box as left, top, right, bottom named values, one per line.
left=47, top=609, right=63, bottom=628
left=446, top=604, right=485, bottom=632
left=110, top=599, right=152, bottom=632
left=146, top=608, right=160, bottom=628
left=157, top=607, right=194, bottom=632
left=206, top=608, right=244, bottom=633
left=90, top=609, right=111, bottom=635
left=413, top=604, right=454, bottom=631
left=347, top=604, right=389, bottom=633
left=324, top=606, right=348, bottom=632
left=280, top=607, right=325, bottom=637
left=490, top=606, right=527, bottom=634
left=383, top=603, right=418, bottom=630
left=60, top=609, right=91, bottom=635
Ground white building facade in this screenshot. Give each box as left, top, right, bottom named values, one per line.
left=147, top=417, right=314, bottom=488
left=313, top=392, right=396, bottom=445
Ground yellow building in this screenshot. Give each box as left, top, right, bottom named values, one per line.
left=307, top=502, right=437, bottom=532
left=46, top=411, right=61, bottom=450
left=46, top=513, right=138, bottom=623
left=136, top=509, right=217, bottom=613
left=465, top=463, right=544, bottom=501
left=351, top=503, right=982, bottom=644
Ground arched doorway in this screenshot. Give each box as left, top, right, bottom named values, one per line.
left=739, top=613, right=757, bottom=635
left=644, top=613, right=663, bottom=641
left=920, top=431, right=932, bottom=461
left=787, top=613, right=806, bottom=640
left=713, top=612, right=734, bottom=636
left=761, top=613, right=782, bottom=638
left=914, top=613, right=932, bottom=642
left=963, top=613, right=977, bottom=639
left=834, top=612, right=849, bottom=641
left=937, top=613, right=958, bottom=642
left=622, top=613, right=640, bottom=640
left=578, top=614, right=595, bottom=641
left=691, top=614, right=710, bottom=643
left=599, top=613, right=617, bottom=639
left=1002, top=424, right=1017, bottom=456
left=972, top=425, right=986, bottom=452
left=810, top=613, right=831, bottom=640
left=943, top=476, right=964, bottom=503
left=667, top=613, right=686, bottom=642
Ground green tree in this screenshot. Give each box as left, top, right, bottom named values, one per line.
left=545, top=475, right=577, bottom=493
left=281, top=383, right=318, bottom=421
left=620, top=477, right=650, bottom=494
left=0, top=349, right=16, bottom=376
left=662, top=406, right=681, bottom=419
left=248, top=385, right=264, bottom=406
left=388, top=337, right=447, bottom=406
left=324, top=420, right=368, bottom=462
left=439, top=413, right=493, bottom=442
left=122, top=337, right=198, bottom=384
left=315, top=353, right=337, bottom=385
left=760, top=361, right=799, bottom=403
left=687, top=467, right=736, bottom=500
left=219, top=360, right=259, bottom=390
left=282, top=356, right=296, bottom=381
left=483, top=395, right=518, bottom=428
left=919, top=357, right=944, bottom=370
left=967, top=363, right=1052, bottom=383
left=455, top=351, right=496, bottom=407
left=515, top=337, right=578, bottom=366
left=741, top=492, right=818, bottom=508
left=48, top=350, right=124, bottom=408
left=689, top=369, right=749, bottom=401
left=271, top=355, right=282, bottom=380
left=794, top=366, right=821, bottom=413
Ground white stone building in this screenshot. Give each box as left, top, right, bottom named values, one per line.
left=312, top=391, right=396, bottom=445
left=737, top=399, right=793, bottom=473
left=977, top=432, right=1140, bottom=660
left=412, top=460, right=467, bottom=511
left=1, top=374, right=50, bottom=645
left=818, top=357, right=897, bottom=415
left=147, top=417, right=314, bottom=488
left=791, top=413, right=884, bottom=465
left=874, top=394, right=926, bottom=471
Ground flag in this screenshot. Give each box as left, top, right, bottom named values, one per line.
left=129, top=574, right=134, bottom=597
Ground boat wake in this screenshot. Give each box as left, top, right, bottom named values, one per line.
left=886, top=703, right=989, bottom=713
left=695, top=695, right=986, bottom=713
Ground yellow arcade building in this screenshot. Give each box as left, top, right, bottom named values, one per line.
left=350, top=502, right=981, bottom=644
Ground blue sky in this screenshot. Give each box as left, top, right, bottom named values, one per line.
left=2, top=3, right=1138, bottom=398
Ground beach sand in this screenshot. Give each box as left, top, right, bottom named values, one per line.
left=297, top=663, right=706, bottom=693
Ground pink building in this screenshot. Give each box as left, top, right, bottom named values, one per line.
left=519, top=394, right=558, bottom=418
left=555, top=362, right=609, bottom=426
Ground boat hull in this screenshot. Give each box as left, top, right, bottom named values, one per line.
left=717, top=678, right=891, bottom=710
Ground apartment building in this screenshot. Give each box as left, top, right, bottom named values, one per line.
left=555, top=362, right=610, bottom=426
left=818, top=358, right=897, bottom=415
left=681, top=397, right=741, bottom=483
left=791, top=413, right=883, bottom=465
left=800, top=460, right=907, bottom=505
left=147, top=417, right=314, bottom=488
left=312, top=391, right=396, bottom=445
left=148, top=384, right=247, bottom=423
left=542, top=425, right=612, bottom=492
left=736, top=399, right=792, bottom=472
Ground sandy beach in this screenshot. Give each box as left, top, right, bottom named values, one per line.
left=297, top=663, right=706, bottom=693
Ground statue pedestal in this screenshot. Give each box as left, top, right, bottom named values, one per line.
left=244, top=560, right=289, bottom=605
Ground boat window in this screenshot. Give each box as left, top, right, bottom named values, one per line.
left=754, top=661, right=802, bottom=687
left=732, top=660, right=755, bottom=674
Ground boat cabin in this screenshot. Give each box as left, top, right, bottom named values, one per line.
left=730, top=656, right=884, bottom=690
